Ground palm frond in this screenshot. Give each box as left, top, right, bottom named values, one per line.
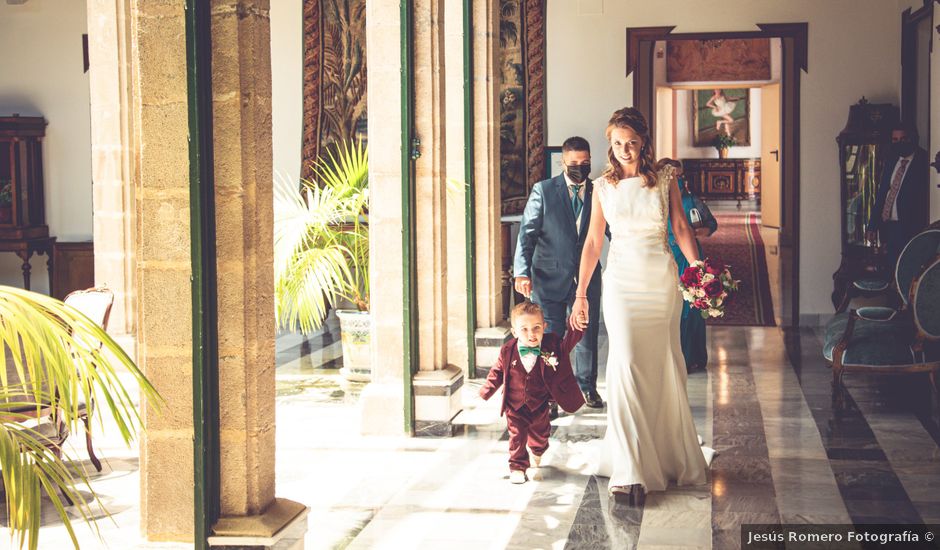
left=0, top=286, right=162, bottom=549
left=275, top=140, right=370, bottom=330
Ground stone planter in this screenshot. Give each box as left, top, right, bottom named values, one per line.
left=336, top=309, right=371, bottom=382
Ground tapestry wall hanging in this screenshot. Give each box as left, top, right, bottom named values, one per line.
left=666, top=38, right=771, bottom=83
left=499, top=0, right=547, bottom=215
left=302, top=0, right=368, bottom=181
left=692, top=88, right=751, bottom=147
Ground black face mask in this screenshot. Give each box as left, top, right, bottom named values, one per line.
left=566, top=163, right=591, bottom=183
left=893, top=141, right=915, bottom=157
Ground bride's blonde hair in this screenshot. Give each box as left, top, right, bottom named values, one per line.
left=602, top=107, right=657, bottom=188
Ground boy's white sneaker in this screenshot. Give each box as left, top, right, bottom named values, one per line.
left=509, top=470, right=527, bottom=484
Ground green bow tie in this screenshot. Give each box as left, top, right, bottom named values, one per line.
left=519, top=346, right=541, bottom=357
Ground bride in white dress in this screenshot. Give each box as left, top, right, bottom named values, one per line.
left=569, top=107, right=712, bottom=503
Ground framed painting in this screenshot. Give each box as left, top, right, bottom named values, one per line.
left=544, top=146, right=564, bottom=179
left=692, top=88, right=750, bottom=147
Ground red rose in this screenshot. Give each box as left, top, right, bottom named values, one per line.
left=693, top=298, right=708, bottom=310
left=704, top=261, right=722, bottom=277
left=703, top=279, right=723, bottom=297
left=680, top=266, right=701, bottom=287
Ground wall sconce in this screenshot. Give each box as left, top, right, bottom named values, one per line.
left=931, top=150, right=940, bottom=181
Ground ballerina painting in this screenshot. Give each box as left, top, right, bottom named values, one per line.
left=692, top=88, right=750, bottom=147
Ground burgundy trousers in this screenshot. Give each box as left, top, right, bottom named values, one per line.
left=505, top=402, right=550, bottom=471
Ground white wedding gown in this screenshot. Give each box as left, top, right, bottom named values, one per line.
left=593, top=169, right=712, bottom=493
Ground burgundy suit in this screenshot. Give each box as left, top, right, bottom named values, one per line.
left=479, top=330, right=585, bottom=471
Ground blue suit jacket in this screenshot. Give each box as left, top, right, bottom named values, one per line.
left=513, top=175, right=603, bottom=303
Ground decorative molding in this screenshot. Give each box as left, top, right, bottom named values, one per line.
left=301, top=0, right=321, bottom=181
left=755, top=23, right=809, bottom=72
left=626, top=23, right=808, bottom=77
left=625, top=26, right=676, bottom=77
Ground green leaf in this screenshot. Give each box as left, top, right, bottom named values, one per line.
left=0, top=286, right=162, bottom=549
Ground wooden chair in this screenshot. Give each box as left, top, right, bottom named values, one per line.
left=62, top=286, right=114, bottom=472
left=823, top=241, right=940, bottom=411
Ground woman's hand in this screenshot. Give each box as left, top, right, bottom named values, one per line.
left=569, top=296, right=589, bottom=331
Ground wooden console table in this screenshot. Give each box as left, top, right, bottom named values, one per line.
left=682, top=158, right=761, bottom=201
left=0, top=236, right=55, bottom=292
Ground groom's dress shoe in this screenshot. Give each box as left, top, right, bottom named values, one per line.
left=583, top=390, right=604, bottom=409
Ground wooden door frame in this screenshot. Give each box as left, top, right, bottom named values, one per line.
left=627, top=23, right=808, bottom=327
left=901, top=1, right=933, bottom=141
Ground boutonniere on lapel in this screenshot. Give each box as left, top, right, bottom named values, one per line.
left=540, top=351, right=559, bottom=371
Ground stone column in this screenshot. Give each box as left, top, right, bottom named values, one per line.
left=410, top=0, right=465, bottom=437
left=129, top=0, right=197, bottom=539
left=443, top=0, right=469, bottom=372
left=472, top=0, right=510, bottom=376
left=208, top=0, right=277, bottom=519
left=359, top=0, right=407, bottom=436
left=413, top=0, right=447, bottom=375
left=86, top=0, right=137, bottom=355
left=89, top=0, right=302, bottom=541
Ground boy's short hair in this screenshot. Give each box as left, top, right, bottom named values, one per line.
left=510, top=301, right=544, bottom=323
left=562, top=136, right=590, bottom=153
left=655, top=157, right=682, bottom=171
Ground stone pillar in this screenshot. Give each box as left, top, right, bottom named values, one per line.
left=86, top=0, right=137, bottom=355
left=409, top=0, right=466, bottom=437
left=208, top=0, right=277, bottom=519
left=359, top=0, right=407, bottom=436
left=443, top=0, right=469, bottom=373
left=86, top=0, right=302, bottom=542
left=413, top=0, right=447, bottom=375
left=472, top=0, right=511, bottom=375
left=129, top=0, right=197, bottom=539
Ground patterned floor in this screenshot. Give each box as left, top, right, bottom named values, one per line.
left=24, top=321, right=938, bottom=548
left=273, top=323, right=940, bottom=549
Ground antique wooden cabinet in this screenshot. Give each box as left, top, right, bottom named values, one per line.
left=0, top=115, right=55, bottom=292
left=831, top=98, right=899, bottom=308
left=682, top=158, right=761, bottom=201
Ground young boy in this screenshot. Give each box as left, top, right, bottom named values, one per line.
left=479, top=301, right=586, bottom=483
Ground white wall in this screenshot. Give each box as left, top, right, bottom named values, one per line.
left=0, top=0, right=92, bottom=293
left=271, top=0, right=303, bottom=187
left=675, top=88, right=762, bottom=159
left=546, top=0, right=905, bottom=320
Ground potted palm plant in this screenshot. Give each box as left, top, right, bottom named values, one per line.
left=274, top=140, right=370, bottom=381
left=0, top=286, right=161, bottom=550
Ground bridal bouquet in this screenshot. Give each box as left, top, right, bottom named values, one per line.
left=678, top=259, right=739, bottom=319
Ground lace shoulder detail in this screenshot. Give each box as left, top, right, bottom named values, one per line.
left=656, top=166, right=674, bottom=252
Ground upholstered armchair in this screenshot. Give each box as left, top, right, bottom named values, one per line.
left=62, top=286, right=114, bottom=472
left=823, top=229, right=940, bottom=410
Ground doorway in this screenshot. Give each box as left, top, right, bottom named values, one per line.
left=629, top=24, right=807, bottom=327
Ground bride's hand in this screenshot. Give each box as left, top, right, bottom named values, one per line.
left=569, top=297, right=589, bottom=331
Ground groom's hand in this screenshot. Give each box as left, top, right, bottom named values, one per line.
left=514, top=277, right=532, bottom=298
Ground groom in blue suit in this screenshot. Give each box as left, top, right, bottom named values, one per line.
left=514, top=137, right=605, bottom=409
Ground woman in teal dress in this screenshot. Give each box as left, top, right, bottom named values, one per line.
left=660, top=159, right=718, bottom=372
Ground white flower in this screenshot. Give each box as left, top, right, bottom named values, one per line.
left=541, top=352, right=559, bottom=371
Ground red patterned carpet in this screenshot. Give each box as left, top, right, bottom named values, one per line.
left=700, top=211, right=776, bottom=326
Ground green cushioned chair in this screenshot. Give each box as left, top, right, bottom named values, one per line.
left=825, top=253, right=940, bottom=410
left=836, top=229, right=940, bottom=313
left=828, top=229, right=940, bottom=331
